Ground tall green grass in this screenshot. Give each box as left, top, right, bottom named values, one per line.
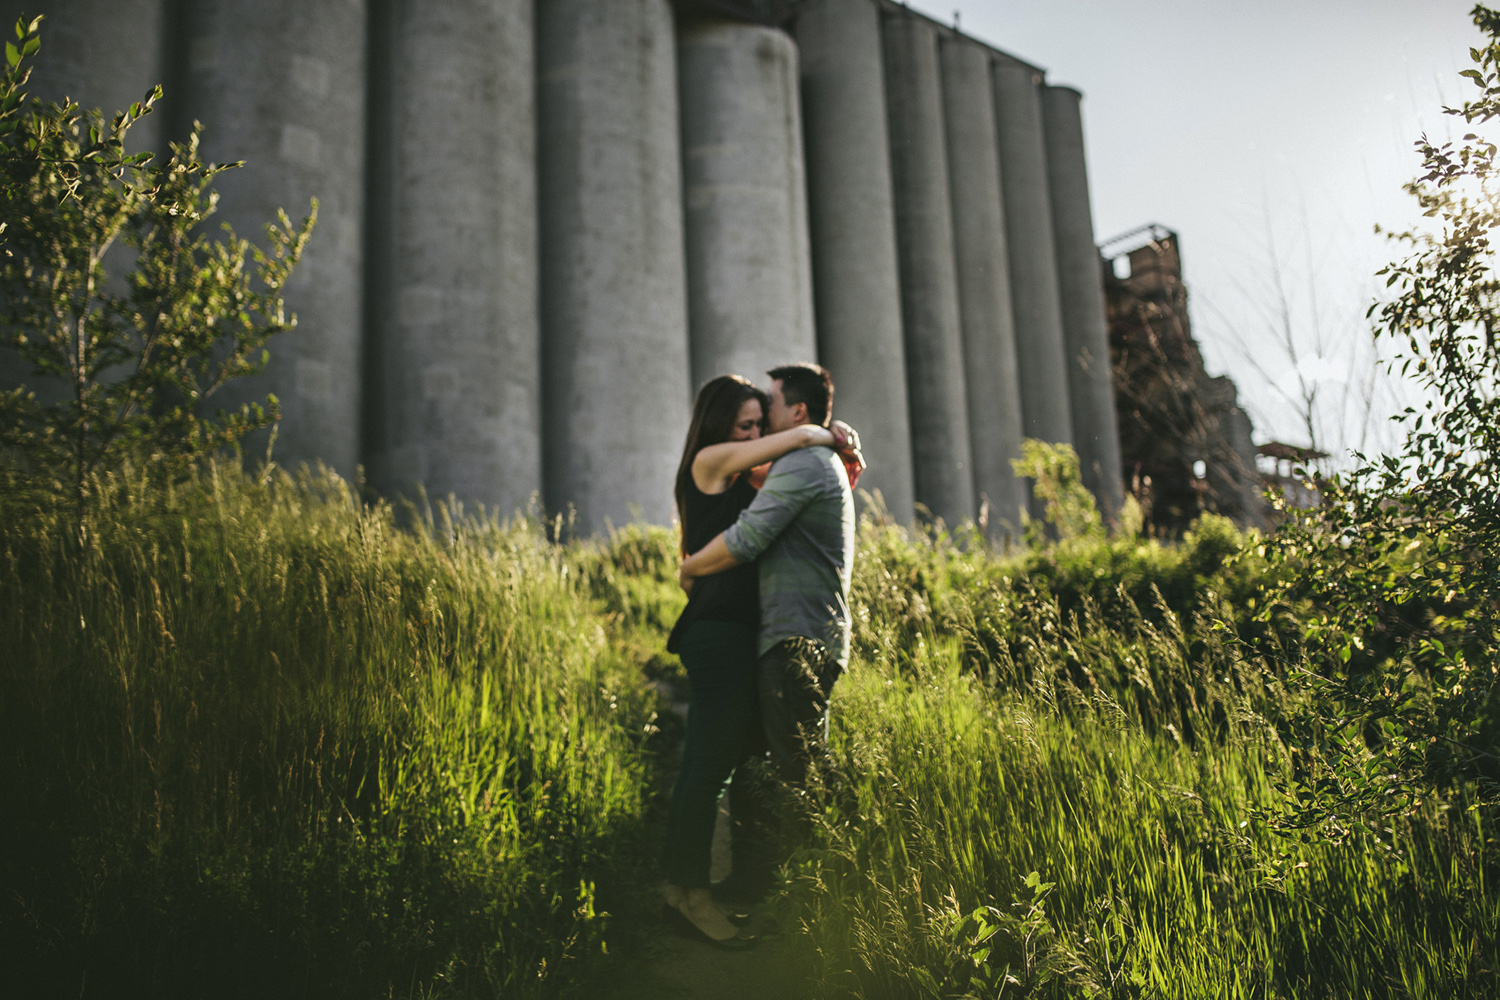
left=785, top=519, right=1498, bottom=998
left=0, top=463, right=673, bottom=998
left=3, top=466, right=1494, bottom=997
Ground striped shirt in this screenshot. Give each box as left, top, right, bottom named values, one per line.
left=722, top=445, right=856, bottom=667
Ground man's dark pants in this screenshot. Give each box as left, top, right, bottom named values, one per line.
left=724, top=637, right=841, bottom=901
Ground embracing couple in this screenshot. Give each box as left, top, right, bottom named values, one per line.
left=661, top=362, right=862, bottom=949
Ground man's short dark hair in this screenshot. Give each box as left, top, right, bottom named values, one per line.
left=768, top=362, right=834, bottom=427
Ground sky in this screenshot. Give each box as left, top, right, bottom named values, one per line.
left=903, top=0, right=1480, bottom=458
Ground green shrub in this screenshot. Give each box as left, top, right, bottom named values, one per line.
left=0, top=17, right=313, bottom=533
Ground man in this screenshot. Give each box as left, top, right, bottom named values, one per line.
left=678, top=363, right=858, bottom=896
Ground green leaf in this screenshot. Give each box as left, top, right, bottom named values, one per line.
left=5, top=41, right=17, bottom=68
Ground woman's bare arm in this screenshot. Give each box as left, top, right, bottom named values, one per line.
left=692, top=424, right=834, bottom=494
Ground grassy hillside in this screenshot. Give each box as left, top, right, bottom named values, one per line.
left=0, top=464, right=1493, bottom=997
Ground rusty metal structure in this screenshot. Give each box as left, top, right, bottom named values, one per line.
left=1102, top=225, right=1269, bottom=533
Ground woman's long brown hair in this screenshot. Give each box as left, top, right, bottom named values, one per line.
left=674, top=374, right=768, bottom=549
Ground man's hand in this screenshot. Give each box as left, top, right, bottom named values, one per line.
left=830, top=420, right=859, bottom=451
left=830, top=420, right=866, bottom=489
left=678, top=561, right=695, bottom=595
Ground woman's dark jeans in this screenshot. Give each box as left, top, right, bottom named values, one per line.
left=662, top=619, right=760, bottom=889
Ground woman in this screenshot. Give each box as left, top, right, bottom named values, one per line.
left=660, top=374, right=856, bottom=948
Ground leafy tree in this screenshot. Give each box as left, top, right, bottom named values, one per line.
left=0, top=15, right=315, bottom=531
left=1257, top=3, right=1500, bottom=833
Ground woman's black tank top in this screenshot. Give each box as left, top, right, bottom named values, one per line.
left=666, top=473, right=760, bottom=654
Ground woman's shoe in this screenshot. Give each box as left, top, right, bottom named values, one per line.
left=660, top=902, right=758, bottom=950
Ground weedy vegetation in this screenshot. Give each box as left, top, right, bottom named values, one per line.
left=4, top=455, right=1494, bottom=998
left=784, top=510, right=1497, bottom=998
left=0, top=463, right=670, bottom=997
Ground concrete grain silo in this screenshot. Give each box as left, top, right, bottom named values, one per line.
left=174, top=0, right=368, bottom=480
left=991, top=56, right=1075, bottom=459
left=0, top=0, right=1130, bottom=534
left=881, top=10, right=975, bottom=528
left=536, top=0, right=691, bottom=534
left=793, top=0, right=916, bottom=518
left=677, top=14, right=817, bottom=393
left=938, top=34, right=1027, bottom=539
left=1042, top=84, right=1126, bottom=520
left=363, top=0, right=542, bottom=520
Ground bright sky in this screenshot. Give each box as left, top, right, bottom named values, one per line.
left=904, top=0, right=1480, bottom=458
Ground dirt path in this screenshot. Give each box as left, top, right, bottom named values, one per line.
left=611, top=795, right=817, bottom=998
left=606, top=695, right=820, bottom=999
left=609, top=913, right=812, bottom=1000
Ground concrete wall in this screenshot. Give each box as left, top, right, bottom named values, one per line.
left=364, top=0, right=541, bottom=519
left=991, top=58, right=1073, bottom=457
left=677, top=18, right=816, bottom=393
left=536, top=0, right=691, bottom=533
left=882, top=11, right=974, bottom=527
left=1042, top=84, right=1124, bottom=519
left=176, top=0, right=367, bottom=479
left=794, top=0, right=915, bottom=517
left=938, top=35, right=1027, bottom=539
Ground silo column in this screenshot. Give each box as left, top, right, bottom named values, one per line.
left=364, top=0, right=541, bottom=519
left=882, top=12, right=975, bottom=527
left=1042, top=84, right=1125, bottom=518
left=177, top=0, right=367, bottom=480
left=794, top=0, right=915, bottom=519
left=677, top=17, right=816, bottom=391
left=991, top=59, right=1073, bottom=455
left=939, top=36, right=1027, bottom=539
left=537, top=0, right=691, bottom=533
